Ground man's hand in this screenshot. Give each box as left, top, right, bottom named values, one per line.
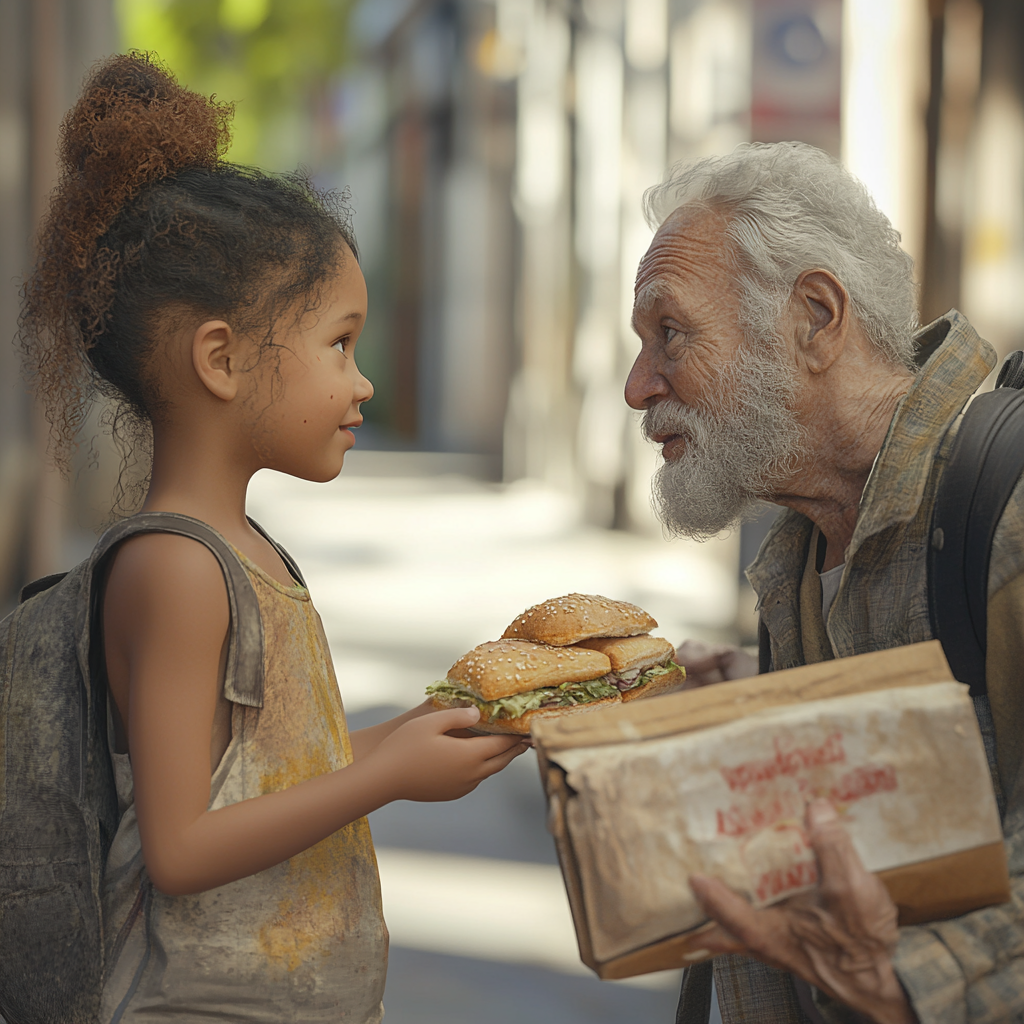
left=690, top=799, right=918, bottom=1024
left=675, top=639, right=758, bottom=686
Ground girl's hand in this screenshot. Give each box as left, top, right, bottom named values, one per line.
left=348, top=698, right=438, bottom=760
left=366, top=707, right=529, bottom=803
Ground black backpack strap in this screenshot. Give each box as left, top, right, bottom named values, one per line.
left=758, top=616, right=773, bottom=675
left=247, top=516, right=306, bottom=588
left=929, top=356, right=1024, bottom=695
left=675, top=959, right=714, bottom=1024
left=83, top=512, right=266, bottom=708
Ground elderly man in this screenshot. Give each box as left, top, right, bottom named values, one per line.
left=626, top=142, right=1024, bottom=1024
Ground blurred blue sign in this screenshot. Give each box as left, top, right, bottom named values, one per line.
left=752, top=0, right=842, bottom=154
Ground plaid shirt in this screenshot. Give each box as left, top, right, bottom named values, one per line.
left=676, top=311, right=1024, bottom=1024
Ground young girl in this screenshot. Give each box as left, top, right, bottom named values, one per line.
left=20, top=53, right=527, bottom=1022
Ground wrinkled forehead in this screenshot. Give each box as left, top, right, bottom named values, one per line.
left=633, top=205, right=733, bottom=316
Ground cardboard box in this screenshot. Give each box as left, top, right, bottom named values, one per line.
left=532, top=641, right=1010, bottom=979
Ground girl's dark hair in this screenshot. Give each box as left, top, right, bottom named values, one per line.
left=20, top=51, right=356, bottom=481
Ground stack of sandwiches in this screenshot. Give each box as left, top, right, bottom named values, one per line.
left=427, top=593, right=685, bottom=734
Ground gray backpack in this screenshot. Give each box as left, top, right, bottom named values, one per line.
left=0, top=512, right=301, bottom=1023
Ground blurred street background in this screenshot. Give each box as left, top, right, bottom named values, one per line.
left=3, top=0, right=1024, bottom=1019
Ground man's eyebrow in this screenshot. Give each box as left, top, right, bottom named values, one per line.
left=632, top=284, right=665, bottom=327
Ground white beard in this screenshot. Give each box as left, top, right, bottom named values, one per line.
left=642, top=341, right=808, bottom=539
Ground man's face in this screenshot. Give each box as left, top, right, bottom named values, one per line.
left=626, top=207, right=807, bottom=538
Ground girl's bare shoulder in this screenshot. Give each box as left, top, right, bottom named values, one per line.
left=104, top=532, right=229, bottom=632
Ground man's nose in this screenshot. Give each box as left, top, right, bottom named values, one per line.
left=624, top=348, right=668, bottom=410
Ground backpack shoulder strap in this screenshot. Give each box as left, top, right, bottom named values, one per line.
left=247, top=516, right=307, bottom=588
left=929, top=355, right=1024, bottom=695
left=83, top=512, right=265, bottom=708
left=757, top=616, right=773, bottom=675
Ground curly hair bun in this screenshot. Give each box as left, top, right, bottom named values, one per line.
left=21, top=52, right=234, bottom=473
left=22, top=51, right=352, bottom=489
left=59, top=51, right=232, bottom=255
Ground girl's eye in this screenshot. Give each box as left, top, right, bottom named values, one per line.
left=332, top=337, right=350, bottom=355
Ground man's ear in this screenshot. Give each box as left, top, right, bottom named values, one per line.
left=191, top=320, right=241, bottom=401
left=793, top=270, right=849, bottom=374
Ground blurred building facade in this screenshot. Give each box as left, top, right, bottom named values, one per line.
left=333, top=0, right=1020, bottom=526
left=0, top=0, right=116, bottom=609
left=4, top=0, right=1024, bottom=610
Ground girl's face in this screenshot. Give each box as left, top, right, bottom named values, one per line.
left=251, top=254, right=373, bottom=482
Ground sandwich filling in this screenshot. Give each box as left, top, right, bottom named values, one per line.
left=427, top=659, right=680, bottom=721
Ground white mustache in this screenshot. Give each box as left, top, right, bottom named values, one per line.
left=641, top=400, right=708, bottom=445
left=638, top=344, right=807, bottom=539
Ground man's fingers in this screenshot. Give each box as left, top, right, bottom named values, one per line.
left=674, top=640, right=733, bottom=672
left=690, top=874, right=768, bottom=950
left=718, top=649, right=758, bottom=681
left=807, top=801, right=871, bottom=901
left=688, top=921, right=746, bottom=957
left=806, top=800, right=898, bottom=943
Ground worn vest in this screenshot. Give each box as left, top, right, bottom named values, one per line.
left=100, top=549, right=388, bottom=1023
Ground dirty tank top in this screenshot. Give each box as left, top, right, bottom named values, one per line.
left=99, top=547, right=388, bottom=1023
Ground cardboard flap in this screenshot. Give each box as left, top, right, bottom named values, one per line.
left=532, top=640, right=953, bottom=753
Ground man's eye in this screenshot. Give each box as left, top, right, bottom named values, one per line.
left=664, top=326, right=687, bottom=357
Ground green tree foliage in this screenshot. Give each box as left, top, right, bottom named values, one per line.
left=117, top=0, right=355, bottom=169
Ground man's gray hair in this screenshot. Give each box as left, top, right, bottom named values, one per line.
left=643, top=142, right=918, bottom=368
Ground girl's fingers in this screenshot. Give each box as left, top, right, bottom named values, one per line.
left=479, top=743, right=529, bottom=777
left=464, top=734, right=525, bottom=758
left=428, top=706, right=482, bottom=730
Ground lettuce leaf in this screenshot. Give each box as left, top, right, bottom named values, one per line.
left=425, top=660, right=683, bottom=721
left=426, top=676, right=618, bottom=720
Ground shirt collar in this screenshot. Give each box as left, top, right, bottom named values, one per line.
left=849, top=309, right=994, bottom=549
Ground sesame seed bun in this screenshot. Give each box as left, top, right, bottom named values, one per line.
left=573, top=634, right=675, bottom=673
left=501, top=593, right=658, bottom=647
left=446, top=640, right=612, bottom=701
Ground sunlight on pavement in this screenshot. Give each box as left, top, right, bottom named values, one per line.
left=375, top=848, right=681, bottom=992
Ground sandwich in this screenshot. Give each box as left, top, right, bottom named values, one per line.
left=426, top=594, right=685, bottom=734
left=426, top=640, right=620, bottom=734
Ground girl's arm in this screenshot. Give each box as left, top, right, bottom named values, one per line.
left=105, top=534, right=525, bottom=896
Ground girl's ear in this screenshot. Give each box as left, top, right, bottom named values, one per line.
left=191, top=320, right=241, bottom=401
